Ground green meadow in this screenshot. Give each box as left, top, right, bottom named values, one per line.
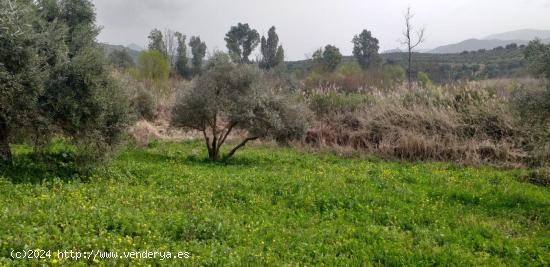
left=0, top=141, right=548, bottom=266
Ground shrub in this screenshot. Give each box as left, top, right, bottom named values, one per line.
left=135, top=50, right=170, bottom=83
left=416, top=71, right=432, bottom=88
left=309, top=93, right=370, bottom=116
left=132, top=85, right=157, bottom=121
left=382, top=65, right=406, bottom=88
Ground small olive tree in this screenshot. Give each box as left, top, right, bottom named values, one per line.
left=171, top=53, right=307, bottom=161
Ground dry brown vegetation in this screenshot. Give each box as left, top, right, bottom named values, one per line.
left=303, top=79, right=547, bottom=167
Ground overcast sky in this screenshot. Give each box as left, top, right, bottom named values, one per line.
left=93, top=0, right=550, bottom=60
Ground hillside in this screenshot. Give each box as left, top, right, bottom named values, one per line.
left=100, top=43, right=140, bottom=63
left=429, top=39, right=528, bottom=54
left=485, top=29, right=550, bottom=40
left=429, top=29, right=550, bottom=54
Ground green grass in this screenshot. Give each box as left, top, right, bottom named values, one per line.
left=0, top=141, right=548, bottom=266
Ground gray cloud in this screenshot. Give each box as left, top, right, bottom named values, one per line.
left=93, top=0, right=550, bottom=60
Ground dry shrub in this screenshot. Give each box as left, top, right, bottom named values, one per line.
left=305, top=82, right=530, bottom=166
left=128, top=120, right=162, bottom=147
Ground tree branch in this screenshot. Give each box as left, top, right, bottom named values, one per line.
left=223, top=136, right=260, bottom=160
left=217, top=121, right=238, bottom=149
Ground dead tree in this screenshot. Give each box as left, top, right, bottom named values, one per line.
left=402, top=7, right=426, bottom=90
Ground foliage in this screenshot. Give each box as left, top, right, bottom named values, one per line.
left=224, top=23, right=260, bottom=64
left=0, top=0, right=45, bottom=162
left=136, top=50, right=170, bottom=83
left=383, top=64, right=406, bottom=87
left=0, top=0, right=131, bottom=169
left=0, top=141, right=548, bottom=265
left=313, top=45, right=343, bottom=73
left=524, top=39, right=550, bottom=80
left=189, top=36, right=207, bottom=76
left=131, top=85, right=157, bottom=121
left=260, top=26, right=284, bottom=69
left=147, top=28, right=166, bottom=57
left=352, top=29, right=381, bottom=70
left=416, top=71, right=432, bottom=88
left=174, top=32, right=191, bottom=79
left=171, top=53, right=306, bottom=161
left=108, top=49, right=134, bottom=69
left=309, top=93, right=371, bottom=116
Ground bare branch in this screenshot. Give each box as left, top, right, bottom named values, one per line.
left=410, top=28, right=426, bottom=49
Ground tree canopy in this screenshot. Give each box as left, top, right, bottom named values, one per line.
left=147, top=28, right=167, bottom=57
left=189, top=36, right=207, bottom=75
left=260, top=26, right=285, bottom=69
left=225, top=23, right=260, bottom=64
left=313, top=45, right=343, bottom=72
left=136, top=50, right=170, bottom=82
left=524, top=39, right=550, bottom=80
left=174, top=32, right=190, bottom=78
left=352, top=29, right=381, bottom=70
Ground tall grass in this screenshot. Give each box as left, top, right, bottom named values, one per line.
left=305, top=80, right=547, bottom=167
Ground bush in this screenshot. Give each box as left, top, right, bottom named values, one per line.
left=132, top=85, right=157, bottom=121
left=309, top=93, right=370, bottom=116
left=382, top=65, right=406, bottom=88
left=416, top=71, right=432, bottom=88
left=134, top=50, right=170, bottom=83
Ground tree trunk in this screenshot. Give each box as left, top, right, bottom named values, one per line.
left=0, top=118, right=12, bottom=163
left=408, top=48, right=412, bottom=90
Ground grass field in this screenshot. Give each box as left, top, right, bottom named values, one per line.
left=0, top=141, right=548, bottom=266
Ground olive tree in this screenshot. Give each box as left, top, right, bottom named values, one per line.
left=171, top=53, right=307, bottom=161
left=0, top=0, right=44, bottom=162
left=35, top=0, right=131, bottom=167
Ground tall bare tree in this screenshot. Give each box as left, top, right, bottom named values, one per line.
left=164, top=29, right=177, bottom=67
left=401, top=7, right=426, bottom=89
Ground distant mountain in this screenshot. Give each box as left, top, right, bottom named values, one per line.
left=382, top=48, right=402, bottom=53
left=127, top=43, right=144, bottom=51
left=429, top=39, right=527, bottom=54
left=429, top=29, right=550, bottom=54
left=100, top=43, right=140, bottom=62
left=484, top=29, right=550, bottom=41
